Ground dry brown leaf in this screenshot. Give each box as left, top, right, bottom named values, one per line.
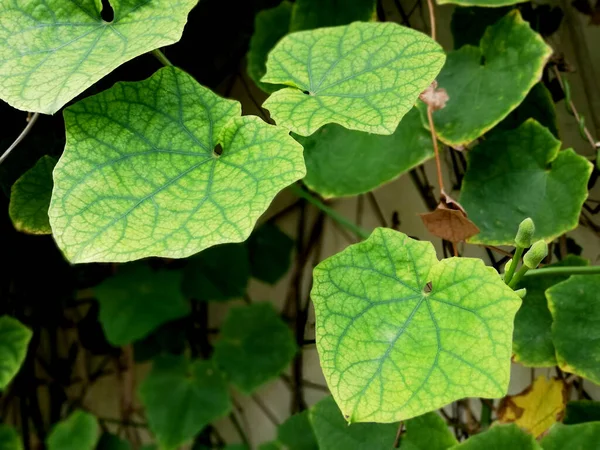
left=420, top=204, right=480, bottom=242
left=497, top=376, right=568, bottom=438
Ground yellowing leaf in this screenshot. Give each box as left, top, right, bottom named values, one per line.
left=498, top=376, right=567, bottom=437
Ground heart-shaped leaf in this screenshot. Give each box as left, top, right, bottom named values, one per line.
left=400, top=412, right=458, bottom=450
left=460, top=120, right=592, bottom=245
left=47, top=411, right=98, bottom=450
left=262, top=22, right=445, bottom=136
left=49, top=66, right=305, bottom=263
left=277, top=410, right=318, bottom=450
left=450, top=424, right=541, bottom=449
left=299, top=107, right=433, bottom=198
left=0, top=0, right=197, bottom=114
left=311, top=228, right=521, bottom=423
left=247, top=223, right=294, bottom=284
left=0, top=316, right=32, bottom=390
left=431, top=11, right=552, bottom=146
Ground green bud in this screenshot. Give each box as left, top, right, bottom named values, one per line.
left=515, top=218, right=535, bottom=248
left=523, top=240, right=548, bottom=269
left=504, top=259, right=513, bottom=278
left=514, top=288, right=527, bottom=299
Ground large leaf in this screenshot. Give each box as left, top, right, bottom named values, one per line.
left=94, top=264, right=190, bottom=346
left=262, top=22, right=445, bottom=136
left=49, top=66, right=305, bottom=263
left=431, top=11, right=552, bottom=146
left=277, top=410, right=318, bottom=450
left=450, top=424, right=541, bottom=449
left=0, top=425, right=22, bottom=450
left=9, top=155, right=56, bottom=235
left=214, top=303, right=296, bottom=393
left=138, top=355, right=231, bottom=449
left=299, top=107, right=433, bottom=198
left=0, top=316, right=32, bottom=390
left=0, top=0, right=197, bottom=115
left=513, top=255, right=588, bottom=367
left=460, top=120, right=592, bottom=245
left=47, top=411, right=98, bottom=450
left=247, top=223, right=295, bottom=284
left=289, top=0, right=376, bottom=31
left=311, top=228, right=521, bottom=423
left=540, top=423, right=600, bottom=450
left=547, top=275, right=600, bottom=384
left=309, top=396, right=398, bottom=450
left=399, top=412, right=458, bottom=450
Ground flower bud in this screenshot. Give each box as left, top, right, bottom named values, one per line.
left=523, top=240, right=548, bottom=269
left=515, top=218, right=535, bottom=248
left=504, top=259, right=513, bottom=278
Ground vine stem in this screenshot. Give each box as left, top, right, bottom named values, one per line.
left=152, top=49, right=173, bottom=67
left=525, top=265, right=600, bottom=277
left=289, top=184, right=370, bottom=240
left=426, top=0, right=436, bottom=42
left=0, top=112, right=40, bottom=165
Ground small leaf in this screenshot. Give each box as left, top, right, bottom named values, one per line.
left=214, top=303, right=296, bottom=393
left=299, top=108, right=434, bottom=198
left=431, top=11, right=552, bottom=146
left=182, top=243, right=250, bottom=301
left=262, top=22, right=445, bottom=136
left=513, top=255, right=588, bottom=367
left=309, top=396, right=398, bottom=450
left=0, top=425, right=23, bottom=450
left=49, top=66, right=305, bottom=263
left=9, top=155, right=56, bottom=235
left=540, top=423, right=600, bottom=450
left=0, top=316, right=32, bottom=390
left=0, top=0, right=197, bottom=114
left=247, top=223, right=295, bottom=284
left=290, top=0, right=376, bottom=31
left=94, top=264, right=190, bottom=346
left=498, top=376, right=567, bottom=437
left=139, top=355, right=231, bottom=450
left=311, top=228, right=521, bottom=422
left=450, top=424, right=541, bottom=449
left=97, top=433, right=131, bottom=450
left=400, top=412, right=458, bottom=450
left=564, top=400, right=600, bottom=425
left=420, top=202, right=480, bottom=243
left=277, top=410, right=318, bottom=450
left=460, top=120, right=592, bottom=245
left=547, top=275, right=600, bottom=384
left=247, top=2, right=294, bottom=93
left=47, top=411, right=98, bottom=450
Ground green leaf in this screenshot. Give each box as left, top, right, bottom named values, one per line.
left=299, top=107, right=433, bottom=198
left=94, top=264, right=190, bottom=346
left=0, top=425, right=23, bottom=450
left=290, top=0, right=376, bottom=31
left=400, top=412, right=458, bottom=450
left=450, top=424, right=541, bottom=449
left=247, top=2, right=294, bottom=94
left=262, top=22, right=445, bottom=136
left=513, top=255, right=588, bottom=367
left=214, top=303, right=296, bottom=393
left=0, top=0, right=197, bottom=114
left=451, top=6, right=514, bottom=49
left=0, top=316, right=32, bottom=390
left=547, top=275, right=600, bottom=384
left=97, top=433, right=131, bottom=450
left=247, top=223, right=294, bottom=284
left=277, top=410, right=318, bottom=450
left=182, top=243, right=249, bottom=301
left=9, top=155, right=56, bottom=235
left=431, top=11, right=552, bottom=146
left=138, top=355, right=231, bottom=450
left=47, top=410, right=99, bottom=450
left=309, top=396, right=398, bottom=450
left=460, top=120, right=592, bottom=245
left=439, top=0, right=527, bottom=8
left=564, top=400, right=600, bottom=425
left=49, top=66, right=305, bottom=263
left=540, top=423, right=600, bottom=450
left=311, top=228, right=520, bottom=422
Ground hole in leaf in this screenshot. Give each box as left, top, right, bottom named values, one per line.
left=100, top=0, right=115, bottom=22
left=423, top=282, right=433, bottom=294
left=213, top=144, right=223, bottom=157
left=302, top=90, right=311, bottom=95
left=480, top=54, right=486, bottom=66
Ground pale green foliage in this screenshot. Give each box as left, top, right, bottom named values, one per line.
left=430, top=11, right=552, bottom=146
left=0, top=425, right=22, bottom=450
left=450, top=424, right=540, bottom=449
left=262, top=22, right=445, bottom=136
left=311, top=228, right=521, bottom=422
left=49, top=66, right=305, bottom=263
left=0, top=0, right=197, bottom=114
left=460, top=120, right=592, bottom=245
left=9, top=155, right=56, bottom=234
left=47, top=411, right=98, bottom=450
left=94, top=264, right=190, bottom=346
left=0, top=316, right=32, bottom=390
left=400, top=412, right=458, bottom=450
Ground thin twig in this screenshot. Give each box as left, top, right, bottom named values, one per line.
left=426, top=0, right=436, bottom=41
left=427, top=106, right=444, bottom=195
left=0, top=113, right=40, bottom=165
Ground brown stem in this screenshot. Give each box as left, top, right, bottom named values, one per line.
left=427, top=106, right=444, bottom=196
left=426, top=0, right=436, bottom=41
